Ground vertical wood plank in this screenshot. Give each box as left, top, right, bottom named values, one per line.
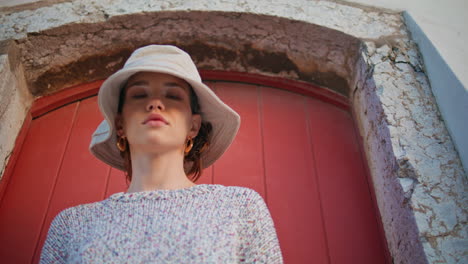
left=307, top=98, right=387, bottom=263
left=261, top=87, right=329, bottom=264
left=0, top=102, right=78, bottom=264
left=212, top=82, right=265, bottom=196
left=32, top=96, right=110, bottom=263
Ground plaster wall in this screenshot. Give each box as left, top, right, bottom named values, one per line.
left=403, top=12, right=468, bottom=181
left=0, top=1, right=466, bottom=263
left=342, top=0, right=467, bottom=89
left=342, top=0, right=468, bottom=203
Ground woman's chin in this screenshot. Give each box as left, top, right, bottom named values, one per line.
left=131, top=139, right=181, bottom=153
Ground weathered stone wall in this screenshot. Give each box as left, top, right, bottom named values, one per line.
left=10, top=11, right=361, bottom=97
left=0, top=0, right=466, bottom=263
left=0, top=41, right=33, bottom=179
left=363, top=39, right=467, bottom=263
left=353, top=35, right=468, bottom=263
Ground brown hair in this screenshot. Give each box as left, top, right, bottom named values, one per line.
left=116, top=80, right=212, bottom=184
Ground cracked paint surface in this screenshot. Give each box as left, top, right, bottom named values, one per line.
left=354, top=32, right=467, bottom=263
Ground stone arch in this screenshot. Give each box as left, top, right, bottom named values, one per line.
left=16, top=11, right=361, bottom=98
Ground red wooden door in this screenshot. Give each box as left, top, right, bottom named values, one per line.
left=0, top=77, right=388, bottom=263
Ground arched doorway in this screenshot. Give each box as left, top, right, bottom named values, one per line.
left=0, top=72, right=388, bottom=263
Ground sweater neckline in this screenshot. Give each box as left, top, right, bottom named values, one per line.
left=108, top=184, right=219, bottom=202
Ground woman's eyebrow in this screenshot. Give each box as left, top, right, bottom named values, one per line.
left=165, top=81, right=189, bottom=92
left=126, top=80, right=149, bottom=89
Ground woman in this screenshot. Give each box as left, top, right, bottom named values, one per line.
left=40, top=45, right=283, bottom=263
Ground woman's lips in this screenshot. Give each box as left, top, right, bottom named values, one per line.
left=145, top=120, right=167, bottom=127
left=142, top=113, right=169, bottom=127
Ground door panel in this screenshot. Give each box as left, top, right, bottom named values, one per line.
left=213, top=83, right=266, bottom=196
left=0, top=103, right=78, bottom=263
left=31, top=97, right=111, bottom=263
left=262, top=87, right=330, bottom=264
left=307, top=98, right=386, bottom=263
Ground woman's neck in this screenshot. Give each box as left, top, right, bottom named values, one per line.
left=126, top=149, right=195, bottom=193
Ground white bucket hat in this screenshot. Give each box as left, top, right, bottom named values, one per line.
left=89, top=45, right=240, bottom=171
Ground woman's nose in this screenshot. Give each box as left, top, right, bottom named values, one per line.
left=146, top=98, right=164, bottom=112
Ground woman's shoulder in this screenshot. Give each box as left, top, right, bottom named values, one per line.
left=209, top=184, right=266, bottom=207
left=211, top=185, right=272, bottom=223
left=210, top=184, right=260, bottom=196
left=52, top=199, right=107, bottom=225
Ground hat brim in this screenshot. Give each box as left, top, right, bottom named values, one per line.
left=89, top=65, right=240, bottom=171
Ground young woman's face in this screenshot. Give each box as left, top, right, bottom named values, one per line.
left=116, top=72, right=201, bottom=155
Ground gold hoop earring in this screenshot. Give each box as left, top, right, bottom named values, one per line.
left=116, top=136, right=127, bottom=152
left=184, top=137, right=194, bottom=155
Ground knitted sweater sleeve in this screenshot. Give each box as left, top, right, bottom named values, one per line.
left=239, top=189, right=284, bottom=263
left=39, top=209, right=72, bottom=264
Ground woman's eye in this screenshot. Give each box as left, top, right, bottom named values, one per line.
left=131, top=93, right=147, bottom=99
left=167, top=94, right=182, bottom=100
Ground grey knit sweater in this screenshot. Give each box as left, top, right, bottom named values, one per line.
left=40, top=184, right=283, bottom=263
